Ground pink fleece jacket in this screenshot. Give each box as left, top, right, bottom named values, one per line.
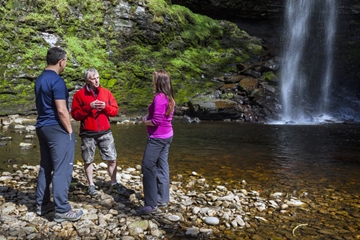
left=147, top=93, right=174, bottom=139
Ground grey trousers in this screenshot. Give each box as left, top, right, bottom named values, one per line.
left=36, top=125, right=75, bottom=213
left=142, top=136, right=173, bottom=207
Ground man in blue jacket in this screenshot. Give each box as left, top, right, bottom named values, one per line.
left=35, top=46, right=83, bottom=222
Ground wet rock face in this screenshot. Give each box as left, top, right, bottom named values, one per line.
left=1, top=0, right=267, bottom=116
left=186, top=54, right=282, bottom=123
left=171, top=0, right=360, bottom=20
left=171, top=0, right=360, bottom=45
left=171, top=0, right=360, bottom=50
left=174, top=0, right=360, bottom=120
left=171, top=0, right=285, bottom=47
left=171, top=0, right=284, bottom=19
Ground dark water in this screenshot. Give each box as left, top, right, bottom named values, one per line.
left=1, top=121, right=360, bottom=195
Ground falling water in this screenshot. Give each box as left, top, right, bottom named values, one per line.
left=320, top=1, right=337, bottom=114
left=280, top=0, right=337, bottom=123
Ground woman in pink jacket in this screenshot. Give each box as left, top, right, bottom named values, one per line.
left=137, top=70, right=175, bottom=215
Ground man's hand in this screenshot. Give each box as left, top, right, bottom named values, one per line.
left=90, top=100, right=105, bottom=111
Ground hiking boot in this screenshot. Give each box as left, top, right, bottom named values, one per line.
left=137, top=205, right=158, bottom=215
left=157, top=202, right=168, bottom=208
left=54, top=209, right=83, bottom=223
left=110, top=183, right=130, bottom=197
left=88, top=185, right=99, bottom=196
left=36, top=201, right=55, bottom=216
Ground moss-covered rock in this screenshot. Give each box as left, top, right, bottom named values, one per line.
left=0, top=0, right=264, bottom=115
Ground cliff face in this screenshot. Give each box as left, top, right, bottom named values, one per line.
left=170, top=0, right=360, bottom=20
left=1, top=0, right=359, bottom=121
left=172, top=0, right=360, bottom=120
left=171, top=0, right=360, bottom=78
left=171, top=0, right=285, bottom=19
left=171, top=0, right=360, bottom=48
left=0, top=0, right=263, bottom=115
left=171, top=0, right=284, bottom=47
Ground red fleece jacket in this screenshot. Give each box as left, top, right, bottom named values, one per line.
left=71, top=85, right=118, bottom=133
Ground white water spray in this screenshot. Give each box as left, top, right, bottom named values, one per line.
left=280, top=0, right=337, bottom=123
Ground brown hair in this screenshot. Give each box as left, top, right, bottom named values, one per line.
left=153, top=70, right=175, bottom=115
left=46, top=47, right=66, bottom=65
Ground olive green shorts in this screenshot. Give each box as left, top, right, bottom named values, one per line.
left=81, top=132, right=117, bottom=163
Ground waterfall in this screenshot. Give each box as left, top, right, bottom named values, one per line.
left=280, top=0, right=337, bottom=123
left=320, top=1, right=337, bottom=114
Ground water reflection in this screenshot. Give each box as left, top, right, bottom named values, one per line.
left=1, top=121, right=360, bottom=194
left=267, top=124, right=360, bottom=193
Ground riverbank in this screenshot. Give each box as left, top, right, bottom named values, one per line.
left=1, top=116, right=360, bottom=239
left=0, top=162, right=307, bottom=240
left=1, top=161, right=360, bottom=240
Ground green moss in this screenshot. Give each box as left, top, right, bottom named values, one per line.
left=106, top=79, right=117, bottom=88
left=262, top=71, right=278, bottom=81
left=146, top=0, right=169, bottom=17
left=24, top=13, right=57, bottom=25
left=247, top=43, right=263, bottom=55
left=250, top=88, right=261, bottom=97
left=0, top=0, right=264, bottom=114
left=64, top=36, right=115, bottom=74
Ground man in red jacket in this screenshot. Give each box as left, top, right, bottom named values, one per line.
left=71, top=68, right=127, bottom=196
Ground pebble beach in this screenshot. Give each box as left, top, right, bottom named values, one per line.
left=1, top=161, right=360, bottom=240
